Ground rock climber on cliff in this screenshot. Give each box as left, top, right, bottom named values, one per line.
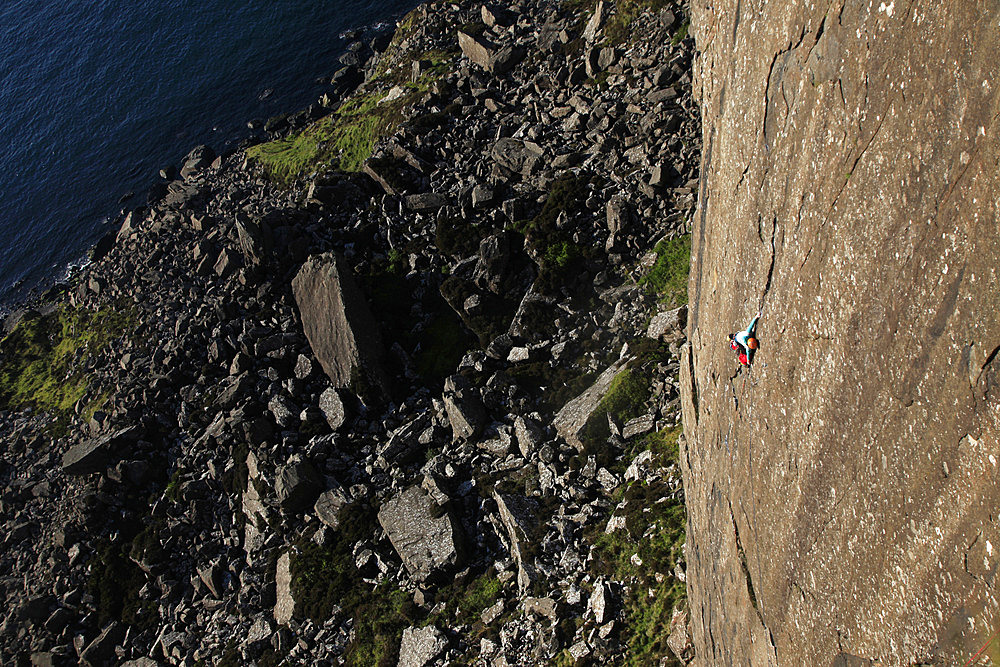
left=729, top=313, right=760, bottom=366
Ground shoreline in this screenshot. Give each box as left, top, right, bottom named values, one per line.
left=0, top=6, right=411, bottom=322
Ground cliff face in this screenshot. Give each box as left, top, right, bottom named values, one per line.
left=682, top=1, right=1000, bottom=664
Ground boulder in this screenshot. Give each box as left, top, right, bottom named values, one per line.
left=273, top=552, right=294, bottom=625
left=481, top=5, right=513, bottom=28
left=514, top=416, right=545, bottom=457
left=378, top=486, right=461, bottom=581
left=61, top=426, right=141, bottom=476
left=314, top=483, right=351, bottom=529
left=667, top=608, right=693, bottom=662
left=179, top=145, right=215, bottom=179
left=493, top=491, right=538, bottom=594
left=292, top=252, right=389, bottom=400
left=274, top=461, right=322, bottom=513
left=443, top=375, right=487, bottom=442
left=318, top=387, right=347, bottom=430
left=647, top=305, right=688, bottom=340
left=553, top=359, right=629, bottom=451
left=79, top=621, right=124, bottom=665
left=457, top=31, right=495, bottom=70
left=583, top=1, right=606, bottom=42
left=404, top=192, right=448, bottom=212
left=491, top=138, right=544, bottom=175
left=398, top=625, right=449, bottom=667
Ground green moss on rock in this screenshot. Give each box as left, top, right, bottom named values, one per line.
left=0, top=304, right=136, bottom=415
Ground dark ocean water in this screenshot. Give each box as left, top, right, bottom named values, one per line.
left=0, top=0, right=418, bottom=316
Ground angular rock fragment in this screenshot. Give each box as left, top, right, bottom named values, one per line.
left=274, top=461, right=322, bottom=513
left=492, top=491, right=538, bottom=594
left=61, top=426, right=140, bottom=476
left=647, top=304, right=688, bottom=340
left=314, top=483, right=351, bottom=529
left=398, top=625, right=448, bottom=667
left=292, top=252, right=389, bottom=400
left=378, top=486, right=461, bottom=581
left=491, top=138, right=543, bottom=175
left=553, top=359, right=629, bottom=450
left=318, top=387, right=347, bottom=430
left=443, top=375, right=487, bottom=442
left=274, top=552, right=294, bottom=625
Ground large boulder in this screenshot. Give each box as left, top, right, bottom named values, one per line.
left=292, top=252, right=389, bottom=401
left=491, top=138, right=544, bottom=176
left=378, top=486, right=461, bottom=582
left=61, top=426, right=141, bottom=476
left=552, top=360, right=629, bottom=451
left=398, top=625, right=448, bottom=667
left=492, top=491, right=538, bottom=594
left=442, top=375, right=487, bottom=442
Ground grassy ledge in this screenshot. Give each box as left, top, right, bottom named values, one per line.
left=640, top=234, right=691, bottom=307
left=591, top=427, right=687, bottom=666
left=246, top=50, right=454, bottom=184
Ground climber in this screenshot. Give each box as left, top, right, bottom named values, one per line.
left=729, top=313, right=760, bottom=366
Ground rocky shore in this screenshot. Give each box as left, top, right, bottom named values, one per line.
left=0, top=0, right=700, bottom=664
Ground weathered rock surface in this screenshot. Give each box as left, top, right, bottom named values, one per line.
left=273, top=552, right=294, bottom=625
left=377, top=486, right=461, bottom=581
left=553, top=359, right=628, bottom=450
left=683, top=1, right=1000, bottom=664
left=398, top=625, right=448, bottom=667
left=291, top=252, right=389, bottom=399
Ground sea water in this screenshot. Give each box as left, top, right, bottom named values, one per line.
left=0, top=0, right=418, bottom=315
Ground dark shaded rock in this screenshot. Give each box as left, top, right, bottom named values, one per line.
left=405, top=192, right=448, bottom=212
left=274, top=461, right=322, bottom=513
left=79, top=621, right=124, bottom=666
left=61, top=426, right=141, bottom=476
left=473, top=231, right=533, bottom=296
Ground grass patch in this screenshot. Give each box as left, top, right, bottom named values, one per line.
left=670, top=18, right=690, bottom=46
left=290, top=502, right=420, bottom=666
left=591, top=427, right=686, bottom=666
left=247, top=63, right=447, bottom=184
left=604, top=0, right=670, bottom=45
left=514, top=174, right=599, bottom=296
left=639, top=234, right=691, bottom=308
left=0, top=304, right=136, bottom=415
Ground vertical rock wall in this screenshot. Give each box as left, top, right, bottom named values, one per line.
left=682, top=0, right=1000, bottom=664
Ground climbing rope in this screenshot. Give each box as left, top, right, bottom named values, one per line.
left=962, top=624, right=1000, bottom=667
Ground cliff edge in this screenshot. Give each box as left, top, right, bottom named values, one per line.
left=682, top=1, right=1000, bottom=664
